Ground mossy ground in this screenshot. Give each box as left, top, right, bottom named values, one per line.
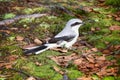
left=0, top=0, right=120, bottom=80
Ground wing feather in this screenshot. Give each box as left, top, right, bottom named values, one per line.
left=48, top=35, right=75, bottom=43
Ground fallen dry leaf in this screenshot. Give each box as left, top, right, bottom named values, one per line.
left=49, top=53, right=78, bottom=67
left=48, top=56, right=61, bottom=65
left=26, top=76, right=36, bottom=80
left=74, top=52, right=118, bottom=77
left=6, top=55, right=18, bottom=61
left=0, top=55, right=18, bottom=69
left=114, top=45, right=120, bottom=50
left=109, top=25, right=120, bottom=31
left=16, top=35, right=24, bottom=41
left=49, top=46, right=118, bottom=77
left=0, top=30, right=11, bottom=34
left=10, top=28, right=18, bottom=30
left=97, top=56, right=106, bottom=61
left=53, top=66, right=64, bottom=74
left=35, top=62, right=42, bottom=66
left=112, top=14, right=118, bottom=18
left=102, top=49, right=110, bottom=54
left=107, top=14, right=112, bottom=18
left=82, top=6, right=93, bottom=12
left=85, top=53, right=95, bottom=63
left=108, top=45, right=114, bottom=51
left=91, top=27, right=95, bottom=31
left=116, top=17, right=120, bottom=21
left=5, top=63, right=12, bottom=69
left=73, top=58, right=83, bottom=65
left=77, top=76, right=92, bottom=80
left=34, top=38, right=42, bottom=45
left=91, top=48, right=98, bottom=52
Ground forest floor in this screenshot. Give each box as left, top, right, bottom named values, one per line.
left=0, top=0, right=120, bottom=80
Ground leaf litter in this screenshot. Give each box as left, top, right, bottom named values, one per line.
left=49, top=46, right=119, bottom=77
left=0, top=55, right=18, bottom=69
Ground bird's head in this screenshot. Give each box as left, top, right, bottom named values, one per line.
left=66, top=18, right=84, bottom=32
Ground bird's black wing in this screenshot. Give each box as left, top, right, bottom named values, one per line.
left=48, top=35, right=75, bottom=43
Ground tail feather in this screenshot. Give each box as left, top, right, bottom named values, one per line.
left=24, top=45, right=48, bottom=55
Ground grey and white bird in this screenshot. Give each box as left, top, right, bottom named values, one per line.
left=24, top=18, right=84, bottom=55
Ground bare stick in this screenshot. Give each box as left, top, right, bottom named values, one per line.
left=0, top=13, right=47, bottom=26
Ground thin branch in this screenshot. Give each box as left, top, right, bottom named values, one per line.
left=0, top=13, right=47, bottom=26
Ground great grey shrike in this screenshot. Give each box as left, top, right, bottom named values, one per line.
left=24, top=18, right=84, bottom=55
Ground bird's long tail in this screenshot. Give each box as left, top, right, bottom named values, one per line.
left=24, top=45, right=48, bottom=55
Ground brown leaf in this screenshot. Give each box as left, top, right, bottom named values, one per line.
left=97, top=56, right=106, bottom=61
left=102, top=49, right=110, bottom=54
left=112, top=14, right=118, bottom=18
left=108, top=45, right=114, bottom=51
left=91, top=48, right=98, bottom=52
left=0, top=30, right=11, bottom=34
left=6, top=55, right=18, bottom=61
left=53, top=66, right=64, bottom=74
left=82, top=7, right=93, bottom=12
left=26, top=76, right=36, bottom=80
left=116, top=17, right=120, bottom=21
left=91, top=27, right=95, bottom=31
left=73, top=58, right=83, bottom=65
left=77, top=76, right=92, bottom=80
left=34, top=38, right=42, bottom=45
left=114, top=45, right=120, bottom=50
left=0, top=63, right=12, bottom=69
left=16, top=35, right=24, bottom=41
left=95, top=27, right=101, bottom=31
left=74, top=51, right=118, bottom=77
left=48, top=56, right=60, bottom=65
left=86, top=54, right=95, bottom=63
left=35, top=62, right=42, bottom=66
left=107, top=14, right=112, bottom=18
left=5, top=63, right=12, bottom=69
left=86, top=63, right=95, bottom=69
left=10, top=28, right=18, bottom=30
left=49, top=53, right=78, bottom=67
left=109, top=25, right=120, bottom=31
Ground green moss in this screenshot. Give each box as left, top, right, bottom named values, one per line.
left=0, top=78, right=6, bottom=80
left=9, top=73, right=23, bottom=80
left=106, top=55, right=115, bottom=61
left=95, top=42, right=106, bottom=49
left=2, top=13, right=16, bottom=19
left=103, top=76, right=115, bottom=80
left=14, top=58, right=27, bottom=68
left=92, top=75, right=100, bottom=80
left=105, top=0, right=120, bottom=7
left=13, top=51, right=62, bottom=80
left=0, top=44, right=23, bottom=56
left=116, top=76, right=120, bottom=80
left=24, top=60, right=62, bottom=80
left=67, top=67, right=83, bottom=79
left=22, top=7, right=48, bottom=14
left=19, top=18, right=35, bottom=24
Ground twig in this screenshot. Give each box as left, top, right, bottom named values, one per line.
left=79, top=40, right=93, bottom=48
left=10, top=68, right=30, bottom=77
left=0, top=13, right=47, bottom=26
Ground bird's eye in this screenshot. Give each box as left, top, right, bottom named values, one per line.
left=71, top=22, right=82, bottom=27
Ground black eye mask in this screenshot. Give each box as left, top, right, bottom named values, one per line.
left=71, top=22, right=82, bottom=27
